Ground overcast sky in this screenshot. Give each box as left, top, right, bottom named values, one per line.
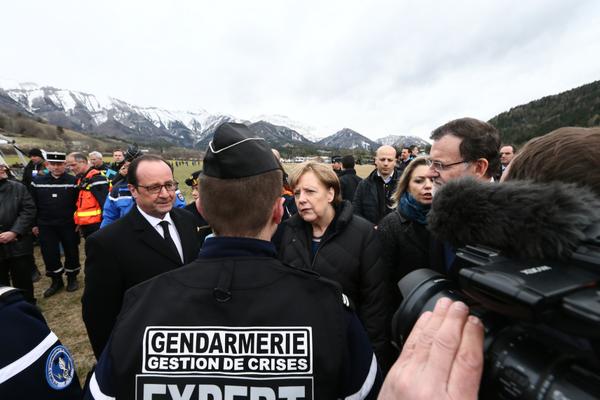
left=2, top=0, right=600, bottom=140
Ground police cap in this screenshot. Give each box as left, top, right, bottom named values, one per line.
left=203, top=123, right=280, bottom=179
left=185, top=170, right=202, bottom=187
left=45, top=152, right=66, bottom=162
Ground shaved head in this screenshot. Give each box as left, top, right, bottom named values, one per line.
left=375, top=145, right=397, bottom=178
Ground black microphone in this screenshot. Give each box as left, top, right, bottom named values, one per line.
left=427, top=177, right=600, bottom=260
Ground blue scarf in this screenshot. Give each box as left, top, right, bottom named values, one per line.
left=399, top=192, right=430, bottom=225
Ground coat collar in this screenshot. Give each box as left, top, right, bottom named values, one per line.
left=127, top=206, right=189, bottom=265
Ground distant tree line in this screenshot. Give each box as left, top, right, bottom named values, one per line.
left=490, top=80, right=600, bottom=145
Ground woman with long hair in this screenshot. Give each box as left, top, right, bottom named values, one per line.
left=378, top=157, right=433, bottom=294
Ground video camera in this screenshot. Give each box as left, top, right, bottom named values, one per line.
left=392, top=234, right=600, bottom=399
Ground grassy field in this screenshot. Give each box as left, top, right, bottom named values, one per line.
left=19, top=156, right=377, bottom=385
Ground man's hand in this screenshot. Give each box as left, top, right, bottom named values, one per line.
left=0, top=231, right=18, bottom=244
left=32, top=226, right=40, bottom=236
left=378, top=298, right=484, bottom=400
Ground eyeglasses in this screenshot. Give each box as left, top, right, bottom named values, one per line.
left=426, top=159, right=468, bottom=172
left=137, top=181, right=178, bottom=194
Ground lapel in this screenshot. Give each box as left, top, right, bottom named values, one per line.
left=170, top=209, right=196, bottom=263
left=129, top=206, right=183, bottom=265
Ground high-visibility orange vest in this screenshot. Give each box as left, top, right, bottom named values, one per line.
left=74, top=169, right=104, bottom=225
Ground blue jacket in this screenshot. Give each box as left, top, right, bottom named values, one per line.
left=100, top=180, right=186, bottom=228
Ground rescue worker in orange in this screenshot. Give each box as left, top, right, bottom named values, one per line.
left=66, top=152, right=109, bottom=238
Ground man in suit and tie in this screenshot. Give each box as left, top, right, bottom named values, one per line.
left=82, top=155, right=201, bottom=359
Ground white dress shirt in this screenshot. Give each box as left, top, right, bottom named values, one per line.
left=136, top=206, right=184, bottom=263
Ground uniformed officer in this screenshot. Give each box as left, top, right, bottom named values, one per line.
left=0, top=286, right=82, bottom=399
left=31, top=152, right=80, bottom=296
left=183, top=169, right=212, bottom=245
left=85, top=123, right=382, bottom=399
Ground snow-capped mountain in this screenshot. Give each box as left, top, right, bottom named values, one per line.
left=0, top=82, right=237, bottom=148
left=0, top=81, right=323, bottom=149
left=317, top=128, right=379, bottom=150
left=252, top=114, right=325, bottom=142
left=377, top=134, right=430, bottom=148
left=245, top=121, right=315, bottom=149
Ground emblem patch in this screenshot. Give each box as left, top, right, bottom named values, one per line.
left=45, top=345, right=75, bottom=390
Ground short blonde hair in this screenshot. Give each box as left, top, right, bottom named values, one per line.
left=391, top=156, right=429, bottom=208
left=288, top=161, right=342, bottom=207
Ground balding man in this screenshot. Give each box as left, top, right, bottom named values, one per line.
left=353, top=145, right=399, bottom=225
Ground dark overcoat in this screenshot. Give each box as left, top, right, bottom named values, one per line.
left=82, top=206, right=201, bottom=358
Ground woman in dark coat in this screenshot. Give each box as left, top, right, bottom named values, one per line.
left=275, top=161, right=393, bottom=370
left=378, top=157, right=433, bottom=304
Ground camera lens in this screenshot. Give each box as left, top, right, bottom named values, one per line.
left=391, top=269, right=465, bottom=349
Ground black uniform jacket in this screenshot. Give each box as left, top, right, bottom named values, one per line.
left=275, top=200, right=393, bottom=371
left=82, top=206, right=201, bottom=359
left=0, top=179, right=36, bottom=260
left=31, top=173, right=78, bottom=226
left=85, top=237, right=381, bottom=399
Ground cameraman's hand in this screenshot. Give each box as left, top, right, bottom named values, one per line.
left=378, top=298, right=484, bottom=400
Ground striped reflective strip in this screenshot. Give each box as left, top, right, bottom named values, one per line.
left=90, top=372, right=115, bottom=400
left=76, top=210, right=102, bottom=217
left=345, top=354, right=378, bottom=400
left=0, top=287, right=16, bottom=296
left=64, top=267, right=80, bottom=273
left=50, top=267, right=64, bottom=274
left=88, top=181, right=108, bottom=187
left=31, top=183, right=77, bottom=188
left=108, top=195, right=131, bottom=202
left=0, top=332, right=58, bottom=384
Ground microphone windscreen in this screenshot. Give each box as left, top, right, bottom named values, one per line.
left=427, top=178, right=600, bottom=260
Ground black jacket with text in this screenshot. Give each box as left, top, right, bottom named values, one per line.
left=82, top=206, right=201, bottom=359
left=84, top=238, right=381, bottom=399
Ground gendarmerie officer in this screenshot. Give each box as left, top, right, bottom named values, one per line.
left=85, top=123, right=382, bottom=399
left=31, top=152, right=80, bottom=296
left=0, top=286, right=82, bottom=399
left=183, top=169, right=212, bottom=244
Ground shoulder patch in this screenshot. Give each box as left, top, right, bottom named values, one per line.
left=45, top=345, right=75, bottom=390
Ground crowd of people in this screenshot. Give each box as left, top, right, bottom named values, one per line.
left=0, top=118, right=598, bottom=399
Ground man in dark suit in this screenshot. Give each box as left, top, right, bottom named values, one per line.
left=426, top=117, right=500, bottom=275
left=82, top=155, right=201, bottom=359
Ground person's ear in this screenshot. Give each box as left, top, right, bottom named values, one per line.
left=327, top=187, right=334, bottom=203
left=472, top=158, right=489, bottom=179
left=128, top=184, right=138, bottom=199
left=195, top=197, right=205, bottom=217
left=273, top=197, right=285, bottom=224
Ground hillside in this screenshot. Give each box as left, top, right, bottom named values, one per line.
left=489, top=80, right=600, bottom=145
left=0, top=110, right=202, bottom=159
